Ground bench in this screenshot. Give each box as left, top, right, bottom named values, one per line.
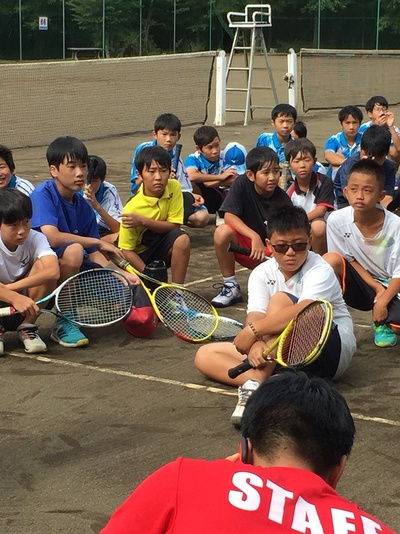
left=68, top=47, right=104, bottom=60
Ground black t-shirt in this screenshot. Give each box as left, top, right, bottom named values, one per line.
left=218, top=174, right=292, bottom=240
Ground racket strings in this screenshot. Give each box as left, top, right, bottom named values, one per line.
left=281, top=305, right=327, bottom=366
left=56, top=270, right=133, bottom=326
left=153, top=286, right=217, bottom=341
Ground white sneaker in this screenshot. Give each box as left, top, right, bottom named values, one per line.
left=215, top=213, right=225, bottom=226
left=17, top=323, right=47, bottom=354
left=231, top=379, right=260, bottom=427
left=211, top=283, right=242, bottom=308
left=0, top=326, right=5, bottom=356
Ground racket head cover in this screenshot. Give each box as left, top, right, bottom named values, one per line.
left=55, top=268, right=133, bottom=327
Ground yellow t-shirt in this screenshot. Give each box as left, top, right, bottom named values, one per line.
left=118, top=180, right=183, bottom=253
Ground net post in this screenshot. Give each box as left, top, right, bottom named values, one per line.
left=214, top=50, right=226, bottom=126
left=286, top=48, right=297, bottom=109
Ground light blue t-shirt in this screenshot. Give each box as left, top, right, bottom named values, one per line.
left=255, top=132, right=293, bottom=163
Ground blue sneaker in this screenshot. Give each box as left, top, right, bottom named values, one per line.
left=51, top=317, right=89, bottom=348
left=373, top=324, right=397, bottom=348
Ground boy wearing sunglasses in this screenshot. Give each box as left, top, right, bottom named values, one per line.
left=195, top=205, right=356, bottom=427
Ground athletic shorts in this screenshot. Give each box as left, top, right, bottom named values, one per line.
left=197, top=184, right=227, bottom=214
left=277, top=292, right=341, bottom=380
left=139, top=228, right=187, bottom=268
left=0, top=300, right=24, bottom=331
left=55, top=243, right=102, bottom=271
left=337, top=253, right=400, bottom=328
left=183, top=191, right=207, bottom=224
left=225, top=224, right=271, bottom=270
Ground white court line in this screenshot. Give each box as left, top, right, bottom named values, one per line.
left=9, top=352, right=400, bottom=428
left=185, top=267, right=248, bottom=288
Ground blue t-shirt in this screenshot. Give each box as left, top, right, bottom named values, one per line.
left=333, top=154, right=396, bottom=207
left=30, top=179, right=100, bottom=254
left=185, top=151, right=224, bottom=175
left=255, top=132, right=293, bottom=164
left=324, top=131, right=362, bottom=178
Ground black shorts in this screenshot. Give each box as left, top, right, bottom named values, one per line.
left=138, top=228, right=186, bottom=268
left=339, top=255, right=400, bottom=327
left=0, top=301, right=24, bottom=331
left=197, top=184, right=227, bottom=214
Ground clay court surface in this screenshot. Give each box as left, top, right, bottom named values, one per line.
left=1, top=91, right=400, bottom=532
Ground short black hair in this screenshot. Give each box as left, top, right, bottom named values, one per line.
left=154, top=113, right=181, bottom=133
left=347, top=159, right=385, bottom=191
left=365, top=95, right=389, bottom=113
left=271, top=103, right=297, bottom=122
left=46, top=136, right=88, bottom=168
left=292, top=121, right=307, bottom=138
left=246, top=146, right=279, bottom=173
left=241, top=372, right=355, bottom=478
left=284, top=138, right=316, bottom=161
left=0, top=145, right=15, bottom=173
left=193, top=125, right=220, bottom=148
left=338, top=105, right=363, bottom=124
left=266, top=205, right=310, bottom=239
left=87, top=155, right=107, bottom=183
left=135, top=145, right=171, bottom=175
left=360, top=124, right=391, bottom=159
left=0, top=189, right=32, bottom=224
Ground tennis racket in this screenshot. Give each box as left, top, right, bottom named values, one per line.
left=171, top=143, right=182, bottom=176
left=109, top=253, right=220, bottom=342
left=227, top=242, right=271, bottom=259
left=181, top=312, right=244, bottom=341
left=0, top=268, right=133, bottom=327
left=228, top=299, right=333, bottom=379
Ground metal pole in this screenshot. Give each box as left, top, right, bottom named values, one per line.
left=62, top=0, right=65, bottom=59
left=19, top=0, right=22, bottom=60
left=173, top=0, right=176, bottom=53
left=139, top=0, right=142, bottom=56
left=375, top=0, right=381, bottom=50
left=317, top=0, right=321, bottom=49
left=102, top=0, right=105, bottom=56
left=209, top=0, right=212, bottom=50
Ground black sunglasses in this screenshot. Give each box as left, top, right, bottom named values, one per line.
left=270, top=242, right=309, bottom=253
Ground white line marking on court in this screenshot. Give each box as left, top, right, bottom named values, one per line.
left=186, top=267, right=248, bottom=287
left=9, top=352, right=400, bottom=427
left=9, top=352, right=236, bottom=397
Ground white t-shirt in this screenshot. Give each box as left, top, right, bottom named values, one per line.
left=327, top=205, right=400, bottom=285
left=247, top=251, right=356, bottom=379
left=0, top=229, right=56, bottom=284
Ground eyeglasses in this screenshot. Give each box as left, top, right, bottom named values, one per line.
left=373, top=104, right=388, bottom=112
left=270, top=242, right=309, bottom=253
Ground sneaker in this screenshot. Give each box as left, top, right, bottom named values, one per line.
left=211, top=283, right=242, bottom=308
left=17, top=323, right=47, bottom=354
left=373, top=324, right=397, bottom=348
left=50, top=317, right=89, bottom=348
left=0, top=326, right=5, bottom=356
left=215, top=213, right=225, bottom=227
left=231, top=379, right=260, bottom=428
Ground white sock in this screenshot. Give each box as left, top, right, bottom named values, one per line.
left=223, top=275, right=238, bottom=286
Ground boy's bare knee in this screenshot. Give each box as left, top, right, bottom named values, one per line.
left=214, top=224, right=235, bottom=244
left=60, top=243, right=85, bottom=266
left=311, top=220, right=326, bottom=239
left=194, top=344, right=211, bottom=372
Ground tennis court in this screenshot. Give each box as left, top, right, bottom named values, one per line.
left=1, top=76, right=400, bottom=532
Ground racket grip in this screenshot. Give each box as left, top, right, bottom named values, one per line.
left=228, top=359, right=253, bottom=379
left=109, top=252, right=129, bottom=270
left=0, top=306, right=16, bottom=317
left=172, top=144, right=182, bottom=171
left=227, top=243, right=251, bottom=256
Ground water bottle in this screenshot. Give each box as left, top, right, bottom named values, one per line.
left=142, top=260, right=168, bottom=291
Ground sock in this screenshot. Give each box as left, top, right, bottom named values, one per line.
left=223, top=275, right=238, bottom=286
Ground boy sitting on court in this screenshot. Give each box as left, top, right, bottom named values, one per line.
left=130, top=113, right=209, bottom=228
left=285, top=138, right=335, bottom=256
left=195, top=205, right=356, bottom=427
left=185, top=125, right=245, bottom=219
left=255, top=103, right=297, bottom=164
left=0, top=189, right=59, bottom=355
left=84, top=155, right=123, bottom=243
left=359, top=95, right=400, bottom=165
left=334, top=124, right=395, bottom=209
left=211, top=146, right=291, bottom=308
left=0, top=144, right=35, bottom=195
left=30, top=135, right=130, bottom=349
left=291, top=121, right=327, bottom=175
left=325, top=159, right=400, bottom=348
left=324, top=105, right=363, bottom=179
left=119, top=146, right=190, bottom=285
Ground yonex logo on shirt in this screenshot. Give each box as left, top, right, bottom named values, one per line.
left=344, top=233, right=351, bottom=238
left=266, top=279, right=276, bottom=285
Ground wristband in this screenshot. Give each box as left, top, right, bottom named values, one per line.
left=248, top=322, right=262, bottom=340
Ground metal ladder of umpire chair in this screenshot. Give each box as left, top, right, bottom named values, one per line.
left=226, top=4, right=278, bottom=126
